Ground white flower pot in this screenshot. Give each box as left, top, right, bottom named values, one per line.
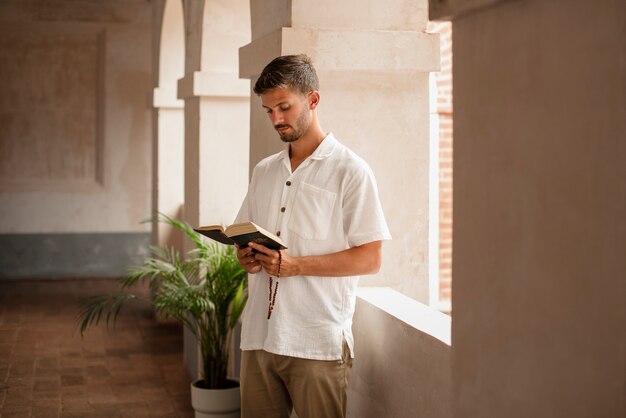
left=190, top=379, right=241, bottom=418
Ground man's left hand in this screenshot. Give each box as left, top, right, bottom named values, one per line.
left=249, top=242, right=298, bottom=277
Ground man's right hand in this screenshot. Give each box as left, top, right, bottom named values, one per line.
left=235, top=244, right=263, bottom=274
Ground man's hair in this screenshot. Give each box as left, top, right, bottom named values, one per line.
left=253, top=54, right=319, bottom=96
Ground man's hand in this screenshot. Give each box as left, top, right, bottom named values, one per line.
left=235, top=244, right=262, bottom=274
left=248, top=242, right=298, bottom=277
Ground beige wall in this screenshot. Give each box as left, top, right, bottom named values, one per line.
left=0, top=0, right=153, bottom=233
left=431, top=0, right=626, bottom=416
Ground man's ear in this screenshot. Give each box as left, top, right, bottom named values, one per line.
left=308, top=91, right=320, bottom=109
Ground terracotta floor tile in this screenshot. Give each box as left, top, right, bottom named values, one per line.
left=58, top=367, right=83, bottom=376
left=31, top=399, right=62, bottom=417
left=0, top=279, right=194, bottom=418
left=3, top=388, right=32, bottom=404
left=60, top=397, right=91, bottom=410
left=5, top=375, right=32, bottom=389
left=33, top=378, right=61, bottom=392
left=34, top=369, right=60, bottom=379
left=31, top=409, right=61, bottom=418
left=1, top=408, right=32, bottom=417
left=60, top=375, right=86, bottom=387
left=87, top=390, right=118, bottom=404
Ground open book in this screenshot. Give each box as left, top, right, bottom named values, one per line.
left=194, top=221, right=287, bottom=251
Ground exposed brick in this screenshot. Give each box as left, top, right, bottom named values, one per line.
left=435, top=19, right=454, bottom=309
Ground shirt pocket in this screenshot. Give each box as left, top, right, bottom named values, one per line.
left=288, top=182, right=337, bottom=240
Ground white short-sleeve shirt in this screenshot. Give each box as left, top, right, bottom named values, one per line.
left=235, top=133, right=391, bottom=360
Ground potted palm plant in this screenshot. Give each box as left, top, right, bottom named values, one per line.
left=77, top=214, right=247, bottom=417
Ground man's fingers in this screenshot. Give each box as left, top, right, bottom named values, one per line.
left=245, top=243, right=284, bottom=276
left=254, top=252, right=279, bottom=266
left=237, top=245, right=256, bottom=262
left=237, top=245, right=252, bottom=255
left=241, top=257, right=261, bottom=274
left=248, top=242, right=273, bottom=255
left=235, top=244, right=264, bottom=275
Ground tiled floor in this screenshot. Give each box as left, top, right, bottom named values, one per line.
left=0, top=279, right=195, bottom=418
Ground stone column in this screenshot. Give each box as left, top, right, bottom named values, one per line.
left=239, top=0, right=440, bottom=302
left=179, top=0, right=250, bottom=231
left=431, top=0, right=626, bottom=417
left=178, top=0, right=251, bottom=380
left=152, top=0, right=185, bottom=251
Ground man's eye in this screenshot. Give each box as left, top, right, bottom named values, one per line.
left=280, top=106, right=290, bottom=111
left=266, top=109, right=272, bottom=114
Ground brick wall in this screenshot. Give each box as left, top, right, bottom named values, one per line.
left=428, top=22, right=453, bottom=310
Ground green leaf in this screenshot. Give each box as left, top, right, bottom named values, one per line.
left=229, top=280, right=248, bottom=329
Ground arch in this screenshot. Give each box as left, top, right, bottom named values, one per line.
left=158, top=0, right=185, bottom=89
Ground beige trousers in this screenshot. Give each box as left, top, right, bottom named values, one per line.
left=240, top=344, right=353, bottom=418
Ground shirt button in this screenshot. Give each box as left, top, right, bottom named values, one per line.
left=280, top=207, right=286, bottom=213
left=286, top=181, right=292, bottom=186
left=276, top=231, right=281, bottom=237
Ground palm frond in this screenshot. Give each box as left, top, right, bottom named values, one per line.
left=155, top=213, right=210, bottom=253
left=229, top=280, right=248, bottom=329
left=76, top=293, right=138, bottom=336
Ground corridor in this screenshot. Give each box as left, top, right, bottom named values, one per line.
left=0, top=279, right=194, bottom=417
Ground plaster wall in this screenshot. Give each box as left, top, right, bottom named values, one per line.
left=448, top=0, right=626, bottom=416
left=0, top=0, right=153, bottom=234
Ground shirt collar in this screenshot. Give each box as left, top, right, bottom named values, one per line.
left=310, top=133, right=337, bottom=160
left=278, top=133, right=338, bottom=168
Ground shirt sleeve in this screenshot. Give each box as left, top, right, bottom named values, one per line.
left=342, top=163, right=392, bottom=247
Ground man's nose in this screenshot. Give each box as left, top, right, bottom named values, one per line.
left=271, top=111, right=284, bottom=125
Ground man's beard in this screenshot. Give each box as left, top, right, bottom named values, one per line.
left=276, top=127, right=300, bottom=143
left=275, top=107, right=309, bottom=143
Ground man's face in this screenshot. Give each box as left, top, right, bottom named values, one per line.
left=261, top=87, right=311, bottom=143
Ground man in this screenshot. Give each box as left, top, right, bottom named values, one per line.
left=234, top=54, right=391, bottom=418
